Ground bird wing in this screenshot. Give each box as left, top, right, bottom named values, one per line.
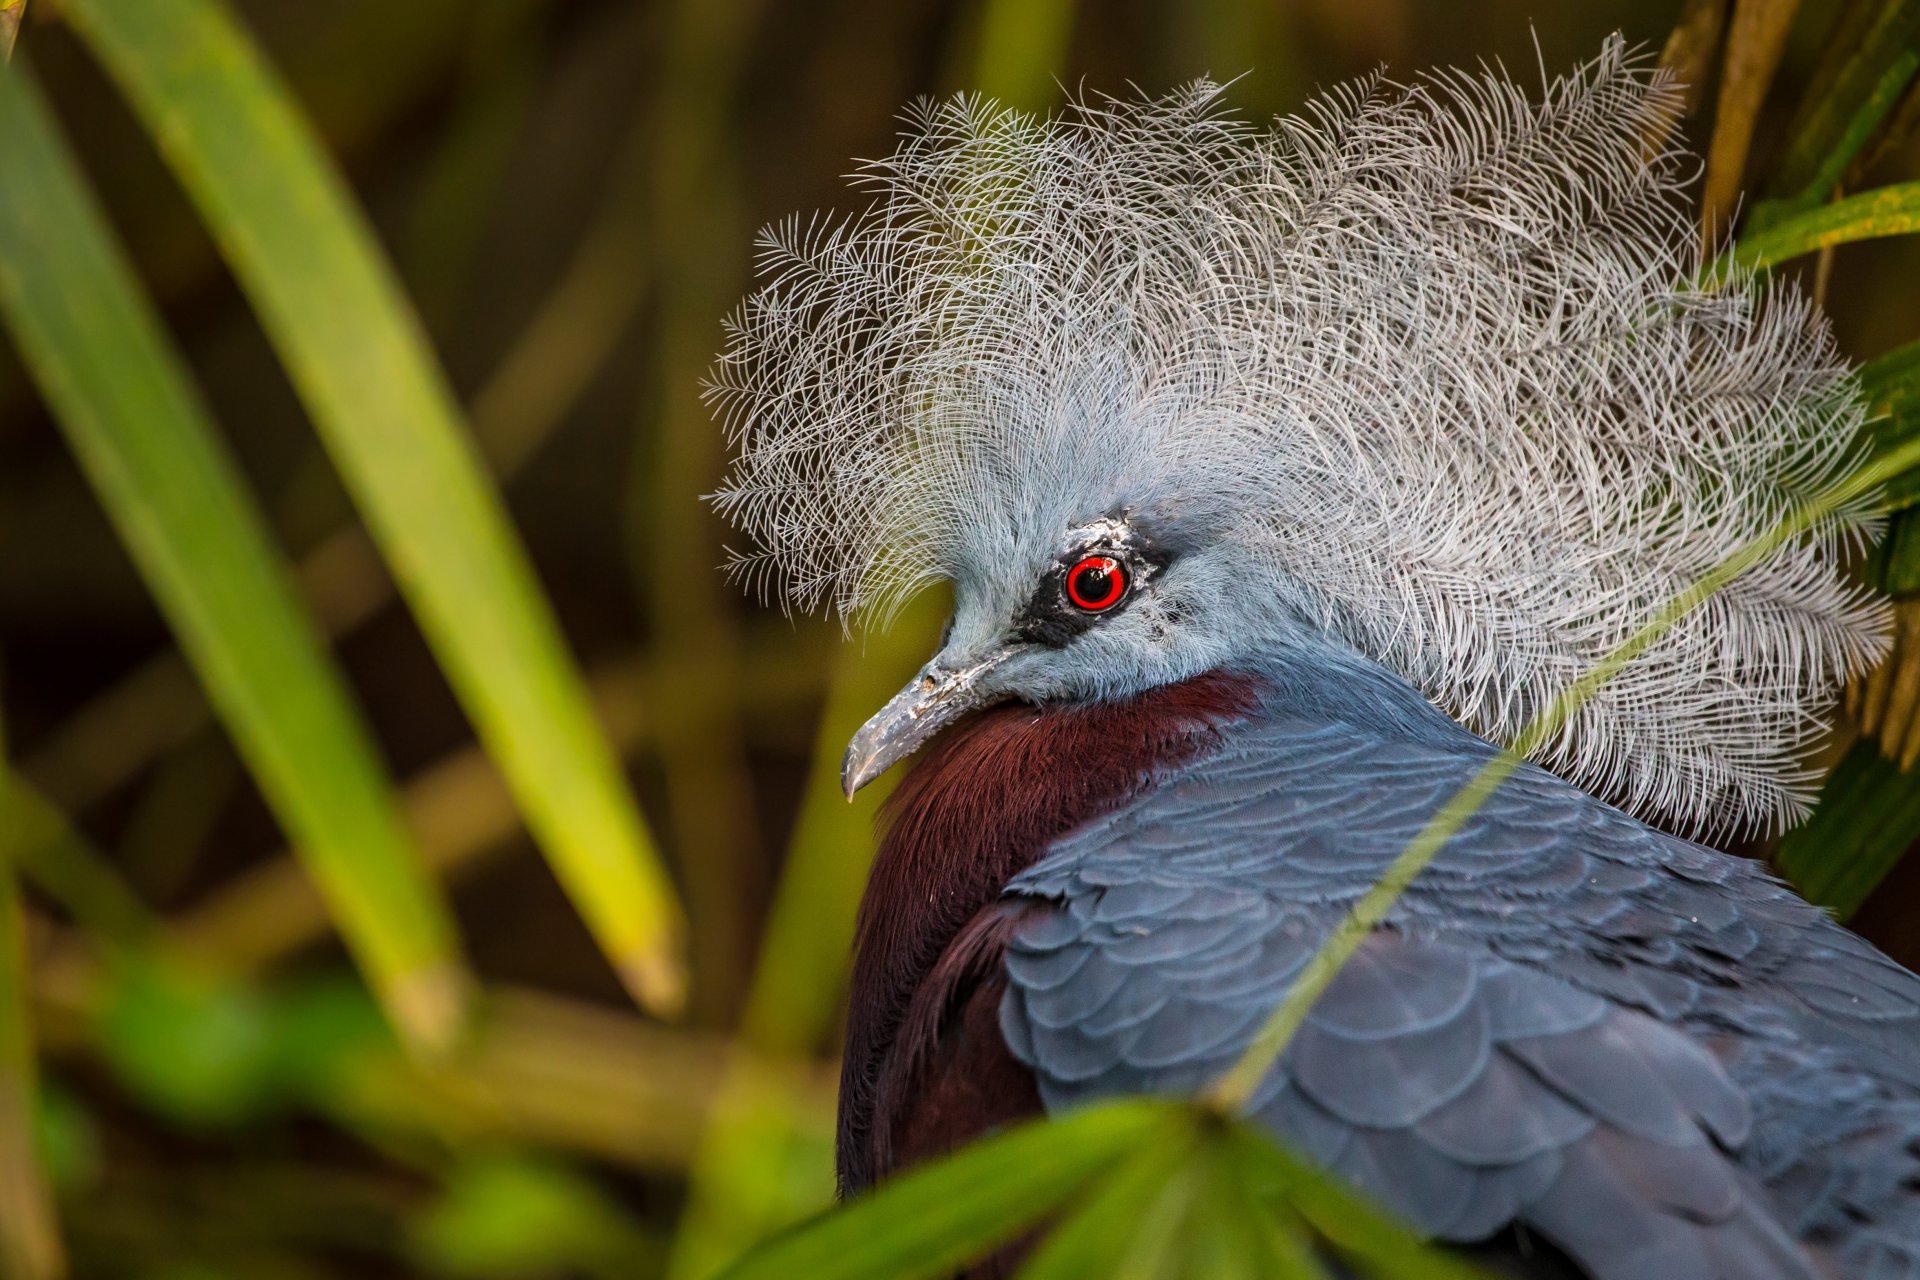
left=998, top=714, right=1920, bottom=1279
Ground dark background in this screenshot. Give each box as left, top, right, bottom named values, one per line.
left=2, top=1, right=1916, bottom=1276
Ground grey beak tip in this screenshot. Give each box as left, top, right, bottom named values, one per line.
left=840, top=644, right=1013, bottom=806
left=840, top=744, right=865, bottom=801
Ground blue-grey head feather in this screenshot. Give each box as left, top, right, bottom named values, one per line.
left=707, top=37, right=1889, bottom=836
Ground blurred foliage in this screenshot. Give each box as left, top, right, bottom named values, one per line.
left=0, top=0, right=1915, bottom=1278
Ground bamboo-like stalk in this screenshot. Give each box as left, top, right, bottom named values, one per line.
left=1701, top=0, right=1802, bottom=248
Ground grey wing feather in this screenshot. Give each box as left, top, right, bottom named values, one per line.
left=999, top=713, right=1920, bottom=1280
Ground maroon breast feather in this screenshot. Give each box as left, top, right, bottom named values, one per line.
left=840, top=669, right=1263, bottom=1193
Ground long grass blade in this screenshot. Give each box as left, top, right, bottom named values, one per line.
left=64, top=0, right=686, bottom=1014
left=1756, top=0, right=1920, bottom=222
left=715, top=1102, right=1174, bottom=1280
left=1210, top=382, right=1920, bottom=1113
left=628, top=0, right=767, bottom=1022
left=666, top=0, right=1079, bottom=1266
left=21, top=101, right=660, bottom=823
left=1732, top=180, right=1920, bottom=266
left=0, top=0, right=22, bottom=61
left=1775, top=736, right=1919, bottom=915
left=0, top=724, right=66, bottom=1280
left=662, top=594, right=943, bottom=1280
left=0, top=61, right=467, bottom=1054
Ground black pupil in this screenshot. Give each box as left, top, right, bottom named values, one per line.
left=1074, top=561, right=1115, bottom=607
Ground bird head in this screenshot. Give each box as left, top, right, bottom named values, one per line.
left=708, top=38, right=1890, bottom=838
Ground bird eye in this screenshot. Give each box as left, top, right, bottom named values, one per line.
left=1065, top=555, right=1128, bottom=613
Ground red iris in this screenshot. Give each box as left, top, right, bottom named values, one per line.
left=1065, top=555, right=1127, bottom=612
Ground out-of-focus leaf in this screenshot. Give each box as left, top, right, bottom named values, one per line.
left=0, top=746, right=67, bottom=1280
left=974, top=0, right=1077, bottom=110
left=1701, top=0, right=1802, bottom=246
left=736, top=590, right=951, bottom=1057
left=409, top=1154, right=653, bottom=1280
left=1864, top=337, right=1920, bottom=409
left=1877, top=521, right=1920, bottom=594
left=1754, top=0, right=1920, bottom=224
left=97, top=965, right=405, bottom=1133
left=1181, top=1141, right=1325, bottom=1280
left=1232, top=1128, right=1492, bottom=1280
left=1860, top=341, right=1920, bottom=509
left=1013, top=1140, right=1191, bottom=1280
left=1845, top=344, right=1920, bottom=766
left=31, top=1079, right=102, bottom=1196
left=65, top=0, right=686, bottom=1015
left=1207, top=1143, right=1326, bottom=1280
left=660, top=590, right=944, bottom=1280
left=0, top=61, right=467, bottom=1054
left=668, top=0, right=1076, bottom=1269
left=714, top=1101, right=1175, bottom=1280
left=1731, top=180, right=1920, bottom=266
left=3, top=772, right=152, bottom=941
left=1, top=0, right=22, bottom=61
left=1778, top=731, right=1920, bottom=916
left=96, top=958, right=277, bottom=1128
left=262, top=975, right=394, bottom=1102
left=662, top=1063, right=839, bottom=1280
left=1660, top=0, right=1730, bottom=117
left=1107, top=1154, right=1204, bottom=1280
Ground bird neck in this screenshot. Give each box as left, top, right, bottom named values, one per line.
left=839, top=669, right=1263, bottom=1186
left=1244, top=639, right=1490, bottom=750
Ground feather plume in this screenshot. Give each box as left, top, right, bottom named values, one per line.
left=707, top=38, right=1890, bottom=837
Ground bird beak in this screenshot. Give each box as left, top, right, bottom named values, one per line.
left=842, top=645, right=1018, bottom=798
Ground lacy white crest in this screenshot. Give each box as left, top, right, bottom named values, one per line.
left=707, top=38, right=1890, bottom=837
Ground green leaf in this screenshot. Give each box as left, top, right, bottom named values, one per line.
left=2, top=770, right=153, bottom=941
left=974, top=0, right=1077, bottom=111
left=1862, top=337, right=1920, bottom=412
left=1776, top=737, right=1919, bottom=916
left=0, top=744, right=67, bottom=1280
left=64, top=0, right=686, bottom=1014
left=1730, top=180, right=1920, bottom=269
left=1026, top=1129, right=1330, bottom=1280
left=1755, top=0, right=1920, bottom=223
left=1859, top=341, right=1920, bottom=510
left=1232, top=1127, right=1491, bottom=1280
left=31, top=1079, right=102, bottom=1196
left=409, top=1154, right=651, bottom=1280
left=715, top=1101, right=1175, bottom=1280
left=1014, top=1137, right=1192, bottom=1280
left=96, top=958, right=277, bottom=1128
left=0, top=0, right=21, bottom=61
left=0, top=60, right=466, bottom=1053
left=662, top=596, right=943, bottom=1280
left=1183, top=1141, right=1327, bottom=1280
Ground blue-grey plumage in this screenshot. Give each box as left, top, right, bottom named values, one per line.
left=1000, top=654, right=1920, bottom=1279
left=709, top=33, right=1920, bottom=1280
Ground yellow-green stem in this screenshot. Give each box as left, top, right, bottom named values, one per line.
left=1209, top=421, right=1916, bottom=1112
